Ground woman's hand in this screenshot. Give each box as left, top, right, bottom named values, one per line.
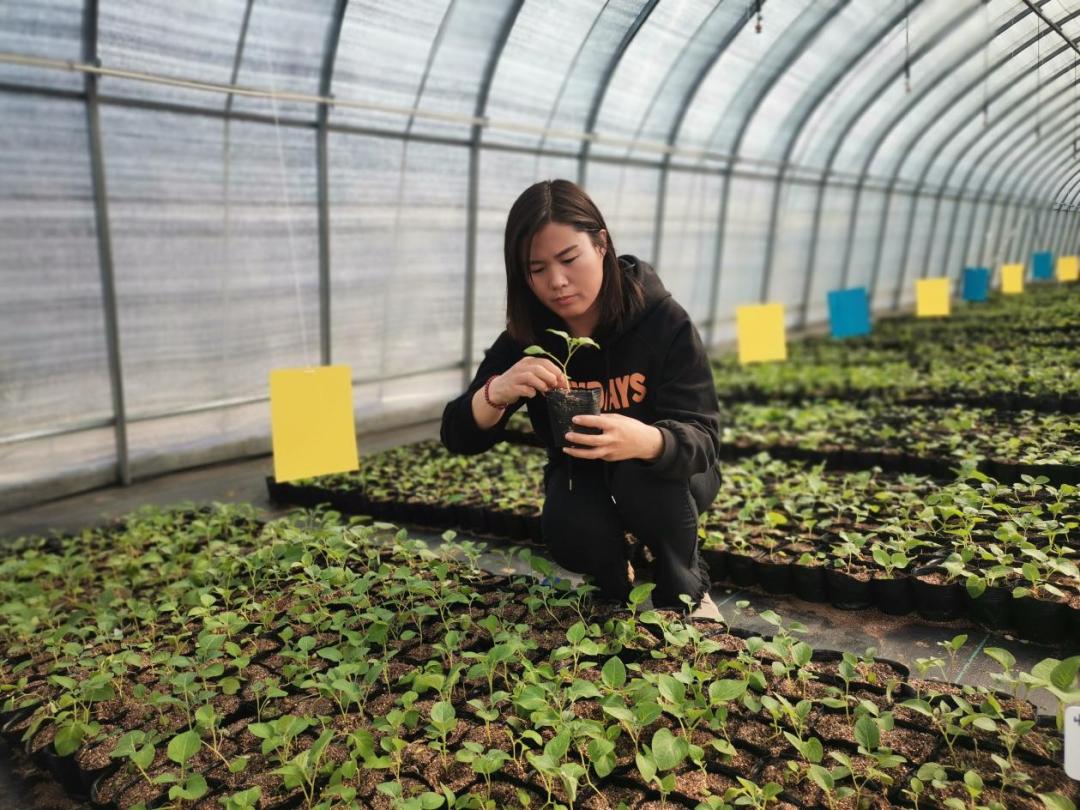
left=562, top=414, right=664, bottom=462
left=487, top=357, right=569, bottom=406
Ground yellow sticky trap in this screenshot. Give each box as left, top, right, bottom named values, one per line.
left=1056, top=255, right=1079, bottom=282
left=915, top=278, right=950, bottom=317
left=270, top=365, right=359, bottom=483
left=736, top=303, right=787, bottom=364
left=1001, top=263, right=1025, bottom=294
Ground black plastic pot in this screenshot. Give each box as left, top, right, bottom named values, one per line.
left=911, top=567, right=963, bottom=621
left=461, top=504, right=487, bottom=533
left=790, top=563, right=828, bottom=603
left=41, top=746, right=86, bottom=797
left=824, top=567, right=872, bottom=610
left=871, top=575, right=913, bottom=616
left=547, top=388, right=602, bottom=448
left=751, top=556, right=792, bottom=595
left=725, top=551, right=758, bottom=587
left=1012, top=594, right=1066, bottom=646
left=1065, top=602, right=1080, bottom=648
left=962, top=583, right=1013, bottom=631
left=704, top=549, right=727, bottom=583
left=336, top=490, right=369, bottom=514
left=485, top=508, right=509, bottom=538
left=0, top=705, right=35, bottom=748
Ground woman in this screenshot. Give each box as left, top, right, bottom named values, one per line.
left=441, top=179, right=722, bottom=618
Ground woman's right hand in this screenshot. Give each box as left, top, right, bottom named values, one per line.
left=488, top=357, right=569, bottom=406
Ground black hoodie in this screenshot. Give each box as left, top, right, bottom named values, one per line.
left=440, top=255, right=722, bottom=488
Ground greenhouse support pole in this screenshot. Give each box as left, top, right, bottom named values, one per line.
left=83, top=0, right=130, bottom=486
left=316, top=0, right=349, bottom=366
left=462, top=0, right=524, bottom=386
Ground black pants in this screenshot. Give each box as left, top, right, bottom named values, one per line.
left=541, top=458, right=720, bottom=609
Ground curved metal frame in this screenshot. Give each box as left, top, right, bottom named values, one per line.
left=983, top=105, right=1080, bottom=263
left=975, top=116, right=1080, bottom=270
left=881, top=15, right=1070, bottom=308
left=914, top=28, right=1080, bottom=290
left=798, top=0, right=1006, bottom=325
left=653, top=1, right=759, bottom=279
left=942, top=14, right=1080, bottom=274
left=703, top=0, right=851, bottom=346
left=758, top=1, right=917, bottom=306
left=829, top=3, right=1042, bottom=311
left=1007, top=128, right=1080, bottom=243
left=462, top=0, right=525, bottom=386
left=940, top=27, right=1080, bottom=278
left=928, top=51, right=1080, bottom=282
left=577, top=0, right=660, bottom=188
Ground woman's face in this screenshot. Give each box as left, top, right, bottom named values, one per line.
left=526, top=221, right=606, bottom=332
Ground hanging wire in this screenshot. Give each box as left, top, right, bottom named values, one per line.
left=755, top=0, right=763, bottom=34
left=1074, top=50, right=1078, bottom=157
left=904, top=0, right=911, bottom=93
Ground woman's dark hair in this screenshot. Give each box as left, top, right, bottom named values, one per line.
left=503, top=179, right=645, bottom=345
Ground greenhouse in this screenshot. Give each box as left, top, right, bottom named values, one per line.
left=1, top=0, right=1079, bottom=808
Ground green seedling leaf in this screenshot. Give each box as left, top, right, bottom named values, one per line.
left=167, top=729, right=201, bottom=766
left=854, top=715, right=879, bottom=751
left=650, top=727, right=688, bottom=772
left=708, top=679, right=747, bottom=703
left=1049, top=656, right=1080, bottom=692
left=601, top=657, right=626, bottom=690
left=169, top=772, right=208, bottom=801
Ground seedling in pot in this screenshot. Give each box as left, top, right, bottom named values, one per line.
left=524, top=328, right=602, bottom=450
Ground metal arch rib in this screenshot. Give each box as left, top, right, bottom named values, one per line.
left=975, top=95, right=1080, bottom=258
left=653, top=1, right=761, bottom=273
left=969, top=104, right=1080, bottom=269
left=828, top=2, right=1045, bottom=311
left=83, top=0, right=130, bottom=486
left=1053, top=169, right=1080, bottom=213
left=1022, top=0, right=1080, bottom=57
left=225, top=0, right=256, bottom=117
left=703, top=0, right=850, bottom=346
left=914, top=10, right=1080, bottom=291
left=758, top=1, right=917, bottom=305
left=795, top=2, right=977, bottom=326
left=316, top=0, right=349, bottom=367
left=577, top=0, right=660, bottom=188
left=857, top=4, right=1059, bottom=309
left=943, top=28, right=1080, bottom=276
left=952, top=79, right=1079, bottom=269
left=462, top=0, right=525, bottom=385
left=895, top=31, right=1078, bottom=308
left=535, top=0, right=611, bottom=158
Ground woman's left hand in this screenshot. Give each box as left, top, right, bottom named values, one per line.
left=563, top=414, right=664, bottom=462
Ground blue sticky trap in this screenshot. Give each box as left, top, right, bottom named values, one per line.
left=1032, top=251, right=1053, bottom=280
left=827, top=287, right=871, bottom=339
left=962, top=267, right=990, bottom=302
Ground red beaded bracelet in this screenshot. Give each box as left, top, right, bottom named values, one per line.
left=483, top=375, right=508, bottom=410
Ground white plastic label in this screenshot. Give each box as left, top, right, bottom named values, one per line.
left=1067, top=705, right=1080, bottom=781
